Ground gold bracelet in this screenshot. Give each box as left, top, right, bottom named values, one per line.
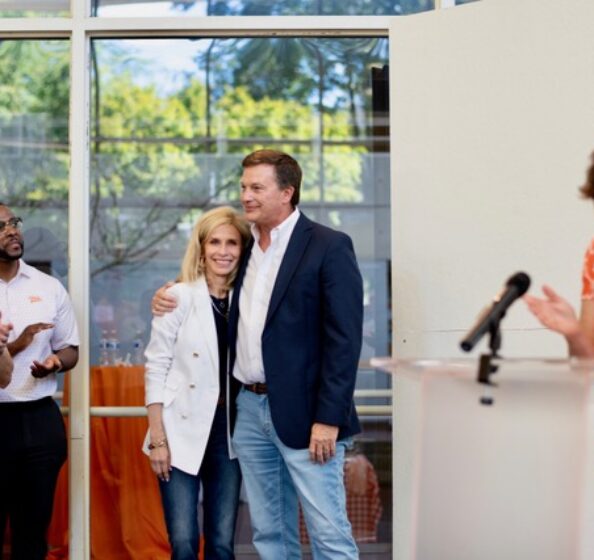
left=148, top=438, right=168, bottom=450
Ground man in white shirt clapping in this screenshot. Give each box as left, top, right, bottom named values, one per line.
left=0, top=202, right=79, bottom=560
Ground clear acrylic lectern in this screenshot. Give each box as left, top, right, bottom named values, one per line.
left=372, top=358, right=594, bottom=560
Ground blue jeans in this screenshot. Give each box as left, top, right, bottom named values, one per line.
left=232, top=388, right=359, bottom=560
left=159, top=405, right=241, bottom=560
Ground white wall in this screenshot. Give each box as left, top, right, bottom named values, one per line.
left=390, top=0, right=594, bottom=359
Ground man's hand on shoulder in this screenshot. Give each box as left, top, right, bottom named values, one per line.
left=309, top=422, right=339, bottom=464
left=151, top=281, right=178, bottom=316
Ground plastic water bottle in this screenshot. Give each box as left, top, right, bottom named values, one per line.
left=99, top=330, right=110, bottom=366
left=132, top=332, right=144, bottom=364
left=107, top=329, right=120, bottom=365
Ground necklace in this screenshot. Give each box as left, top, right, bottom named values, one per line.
left=210, top=295, right=229, bottom=321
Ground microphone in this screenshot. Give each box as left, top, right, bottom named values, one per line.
left=460, top=272, right=531, bottom=352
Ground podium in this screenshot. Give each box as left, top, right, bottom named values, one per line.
left=372, top=358, right=594, bottom=560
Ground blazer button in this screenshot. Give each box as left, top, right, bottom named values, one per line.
left=192, top=352, right=199, bottom=358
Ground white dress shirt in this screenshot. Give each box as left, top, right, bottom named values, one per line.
left=233, top=208, right=300, bottom=384
left=0, top=260, right=79, bottom=402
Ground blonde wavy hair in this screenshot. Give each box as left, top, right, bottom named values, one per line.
left=179, top=206, right=250, bottom=288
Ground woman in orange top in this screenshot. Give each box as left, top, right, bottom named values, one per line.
left=525, top=152, right=594, bottom=357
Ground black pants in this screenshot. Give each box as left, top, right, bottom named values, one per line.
left=0, top=397, right=67, bottom=560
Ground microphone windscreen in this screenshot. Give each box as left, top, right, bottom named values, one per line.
left=506, top=272, right=531, bottom=296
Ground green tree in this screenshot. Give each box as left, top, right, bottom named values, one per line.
left=91, top=68, right=206, bottom=275
left=0, top=40, right=69, bottom=208
left=216, top=86, right=364, bottom=202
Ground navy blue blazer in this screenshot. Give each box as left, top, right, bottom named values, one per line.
left=229, top=212, right=363, bottom=450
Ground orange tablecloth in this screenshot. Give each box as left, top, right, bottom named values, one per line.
left=45, top=366, right=380, bottom=558
left=47, top=365, right=170, bottom=560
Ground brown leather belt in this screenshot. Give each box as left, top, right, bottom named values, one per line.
left=243, top=382, right=268, bottom=395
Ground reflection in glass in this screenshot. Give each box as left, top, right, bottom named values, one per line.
left=94, top=0, right=432, bottom=17
left=0, top=39, right=70, bottom=280
left=0, top=1, right=69, bottom=17
left=0, top=38, right=70, bottom=557
left=90, top=36, right=390, bottom=358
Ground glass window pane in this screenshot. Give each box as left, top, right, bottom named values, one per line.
left=88, top=36, right=392, bottom=349
left=90, top=35, right=391, bottom=557
left=0, top=1, right=69, bottom=17
left=89, top=35, right=390, bottom=360
left=0, top=38, right=70, bottom=556
left=94, top=0, right=432, bottom=17
left=0, top=39, right=70, bottom=280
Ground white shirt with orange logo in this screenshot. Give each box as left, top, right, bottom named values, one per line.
left=0, top=259, right=79, bottom=402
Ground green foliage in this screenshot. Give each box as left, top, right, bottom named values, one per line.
left=228, top=38, right=316, bottom=103
left=0, top=41, right=69, bottom=134
left=217, top=86, right=314, bottom=141
left=0, top=41, right=69, bottom=207
left=215, top=86, right=364, bottom=202
left=93, top=74, right=211, bottom=206
left=2, top=35, right=386, bottom=273
left=178, top=80, right=208, bottom=138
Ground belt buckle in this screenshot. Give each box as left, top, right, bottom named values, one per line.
left=246, top=382, right=267, bottom=395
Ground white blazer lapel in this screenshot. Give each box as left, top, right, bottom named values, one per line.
left=191, top=277, right=219, bottom=373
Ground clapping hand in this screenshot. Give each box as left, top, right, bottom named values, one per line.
left=9, top=322, right=53, bottom=356
left=524, top=284, right=580, bottom=337
left=0, top=312, right=13, bottom=354
left=30, top=353, right=62, bottom=379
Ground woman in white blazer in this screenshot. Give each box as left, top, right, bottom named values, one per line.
left=143, top=206, right=250, bottom=560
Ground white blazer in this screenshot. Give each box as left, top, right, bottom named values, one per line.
left=142, top=277, right=228, bottom=475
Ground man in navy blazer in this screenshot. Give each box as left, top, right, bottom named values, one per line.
left=229, top=150, right=362, bottom=559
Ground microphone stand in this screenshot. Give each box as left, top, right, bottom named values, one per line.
left=477, top=319, right=501, bottom=405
